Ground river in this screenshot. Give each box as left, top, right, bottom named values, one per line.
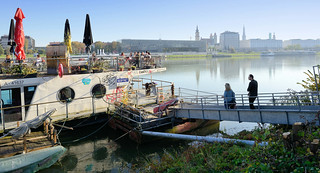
left=40, top=55, right=320, bottom=172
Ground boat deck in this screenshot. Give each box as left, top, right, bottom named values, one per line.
left=0, top=131, right=53, bottom=158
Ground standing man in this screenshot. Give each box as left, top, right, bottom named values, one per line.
left=247, top=74, right=258, bottom=109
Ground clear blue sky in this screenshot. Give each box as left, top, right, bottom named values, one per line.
left=1, top=0, right=319, bottom=46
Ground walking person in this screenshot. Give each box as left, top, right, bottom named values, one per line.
left=222, top=83, right=236, bottom=109
left=247, top=74, right=258, bottom=109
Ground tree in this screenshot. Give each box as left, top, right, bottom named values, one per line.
left=285, top=44, right=302, bottom=50
left=94, top=41, right=106, bottom=51
left=37, top=49, right=45, bottom=55
left=229, top=47, right=236, bottom=53
left=71, top=41, right=85, bottom=54
left=0, top=45, right=4, bottom=55
left=27, top=49, right=33, bottom=54
left=4, top=47, right=10, bottom=55
left=297, top=70, right=320, bottom=91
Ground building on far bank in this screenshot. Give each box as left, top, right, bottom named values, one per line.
left=283, top=39, right=320, bottom=49
left=25, top=36, right=35, bottom=50
left=220, top=31, right=240, bottom=50
left=0, top=35, right=35, bottom=50
left=121, top=39, right=207, bottom=53
left=240, top=38, right=282, bottom=51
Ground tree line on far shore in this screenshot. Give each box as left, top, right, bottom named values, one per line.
left=0, top=41, right=121, bottom=56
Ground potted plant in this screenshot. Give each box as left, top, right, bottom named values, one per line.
left=80, top=67, right=89, bottom=74
left=21, top=64, right=38, bottom=78
left=92, top=61, right=104, bottom=73
left=3, top=64, right=38, bottom=78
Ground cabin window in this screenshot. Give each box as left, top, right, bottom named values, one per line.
left=0, top=88, right=22, bottom=122
left=57, top=87, right=75, bottom=103
left=91, top=84, right=106, bottom=98
left=24, top=86, right=37, bottom=112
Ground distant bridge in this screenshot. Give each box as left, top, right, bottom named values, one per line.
left=171, top=88, right=320, bottom=125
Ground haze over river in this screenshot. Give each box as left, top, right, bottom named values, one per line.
left=41, top=55, right=320, bottom=172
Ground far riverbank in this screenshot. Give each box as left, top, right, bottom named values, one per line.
left=165, top=52, right=260, bottom=58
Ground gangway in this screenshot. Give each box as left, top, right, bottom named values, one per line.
left=171, top=88, right=320, bottom=125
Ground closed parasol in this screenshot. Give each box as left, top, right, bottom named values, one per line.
left=64, top=19, right=72, bottom=54
left=14, top=8, right=26, bottom=62
left=83, top=14, right=93, bottom=53
left=8, top=19, right=15, bottom=54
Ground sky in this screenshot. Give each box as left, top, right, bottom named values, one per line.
left=1, top=0, right=320, bottom=47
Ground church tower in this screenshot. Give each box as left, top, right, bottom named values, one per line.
left=242, top=25, right=246, bottom=41
left=195, top=26, right=200, bottom=41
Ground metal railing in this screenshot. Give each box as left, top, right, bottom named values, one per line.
left=0, top=95, right=110, bottom=131
left=0, top=55, right=165, bottom=77
left=177, top=88, right=320, bottom=111
left=132, top=77, right=174, bottom=103
left=112, top=101, right=172, bottom=130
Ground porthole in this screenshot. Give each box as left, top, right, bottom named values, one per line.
left=91, top=84, right=106, bottom=98
left=58, top=87, right=75, bottom=103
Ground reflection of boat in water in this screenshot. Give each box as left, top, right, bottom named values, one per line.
left=260, top=50, right=316, bottom=56
left=42, top=120, right=220, bottom=172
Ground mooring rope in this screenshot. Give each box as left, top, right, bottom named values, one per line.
left=61, top=114, right=115, bottom=144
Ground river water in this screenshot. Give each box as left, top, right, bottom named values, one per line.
left=41, top=55, right=320, bottom=172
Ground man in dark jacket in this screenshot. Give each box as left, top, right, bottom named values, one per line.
left=247, top=74, right=258, bottom=109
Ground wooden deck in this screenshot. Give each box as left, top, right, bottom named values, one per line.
left=0, top=131, right=53, bottom=158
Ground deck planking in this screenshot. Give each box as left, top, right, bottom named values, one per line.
left=0, top=131, right=53, bottom=158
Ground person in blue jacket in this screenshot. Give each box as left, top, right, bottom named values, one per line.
left=222, top=83, right=236, bottom=109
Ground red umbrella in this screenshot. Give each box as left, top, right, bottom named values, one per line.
left=14, top=8, right=26, bottom=61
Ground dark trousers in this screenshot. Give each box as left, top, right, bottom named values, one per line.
left=249, top=97, right=256, bottom=109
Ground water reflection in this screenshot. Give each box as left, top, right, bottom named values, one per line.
left=39, top=121, right=220, bottom=172
left=152, top=55, right=320, bottom=93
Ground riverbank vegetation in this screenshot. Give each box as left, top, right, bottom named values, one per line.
left=142, top=124, right=320, bottom=172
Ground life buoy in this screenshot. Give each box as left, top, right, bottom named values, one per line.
left=58, top=63, right=63, bottom=78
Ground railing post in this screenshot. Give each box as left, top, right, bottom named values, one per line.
left=65, top=101, right=69, bottom=119
left=201, top=98, right=205, bottom=119
left=196, top=91, right=199, bottom=104
left=312, top=66, right=320, bottom=103
left=257, top=96, right=261, bottom=110
left=297, top=95, right=301, bottom=111
left=216, top=95, right=219, bottom=106
left=116, top=56, right=119, bottom=71
left=1, top=99, right=4, bottom=131
left=272, top=93, right=275, bottom=106
left=36, top=104, right=39, bottom=117
left=241, top=94, right=244, bottom=106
